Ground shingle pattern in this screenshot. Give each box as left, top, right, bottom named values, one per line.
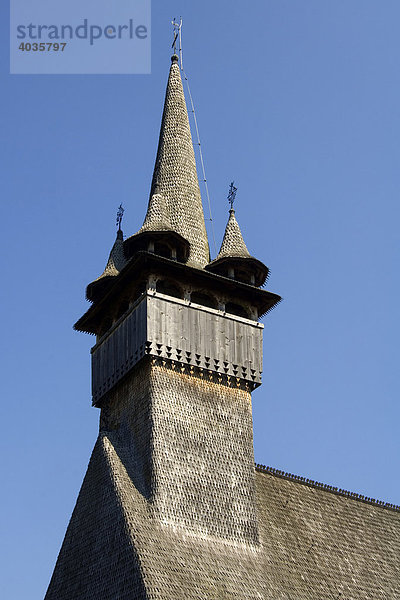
left=217, top=209, right=251, bottom=259
left=139, top=193, right=172, bottom=232
left=256, top=464, right=400, bottom=511
left=99, top=361, right=259, bottom=544
left=92, top=229, right=127, bottom=282
left=46, top=362, right=400, bottom=600
left=45, top=438, right=400, bottom=600
left=142, top=56, right=210, bottom=268
left=47, top=46, right=400, bottom=600
left=256, top=468, right=400, bottom=599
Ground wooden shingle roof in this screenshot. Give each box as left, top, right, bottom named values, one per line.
left=131, top=54, right=210, bottom=268
left=45, top=431, right=400, bottom=600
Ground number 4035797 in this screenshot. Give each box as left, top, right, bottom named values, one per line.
left=19, top=42, right=67, bottom=51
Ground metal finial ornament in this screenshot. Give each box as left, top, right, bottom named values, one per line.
left=228, top=181, right=237, bottom=210
left=171, top=17, right=183, bottom=68
left=171, top=18, right=178, bottom=54
left=116, top=204, right=124, bottom=231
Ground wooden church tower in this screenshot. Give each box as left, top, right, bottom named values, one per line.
left=45, top=50, right=400, bottom=600
left=45, top=52, right=280, bottom=598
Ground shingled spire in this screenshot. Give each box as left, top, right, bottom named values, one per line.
left=46, top=35, right=400, bottom=600
left=207, top=208, right=270, bottom=287
left=139, top=191, right=171, bottom=232
left=86, top=229, right=127, bottom=301
left=217, top=208, right=251, bottom=260
left=144, top=54, right=210, bottom=268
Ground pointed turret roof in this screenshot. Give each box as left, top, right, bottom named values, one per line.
left=207, top=208, right=269, bottom=287
left=217, top=209, right=251, bottom=260
left=100, top=229, right=126, bottom=277
left=86, top=229, right=127, bottom=301
left=138, top=54, right=210, bottom=268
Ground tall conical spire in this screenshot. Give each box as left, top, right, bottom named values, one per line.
left=142, top=54, right=210, bottom=268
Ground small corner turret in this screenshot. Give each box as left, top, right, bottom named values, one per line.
left=86, top=227, right=127, bottom=303
left=206, top=206, right=269, bottom=287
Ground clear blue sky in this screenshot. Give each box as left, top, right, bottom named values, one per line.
left=1, top=1, right=399, bottom=598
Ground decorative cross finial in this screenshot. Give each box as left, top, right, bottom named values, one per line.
left=171, top=17, right=183, bottom=67
left=172, top=18, right=179, bottom=54
left=116, top=204, right=124, bottom=231
left=228, top=181, right=237, bottom=210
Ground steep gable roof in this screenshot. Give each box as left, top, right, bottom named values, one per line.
left=46, top=432, right=400, bottom=600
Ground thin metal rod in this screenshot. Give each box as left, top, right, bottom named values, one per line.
left=178, top=17, right=183, bottom=70
left=178, top=21, right=217, bottom=256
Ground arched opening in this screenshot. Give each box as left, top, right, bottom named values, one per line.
left=225, top=302, right=249, bottom=319
left=156, top=279, right=183, bottom=299
left=190, top=291, right=218, bottom=310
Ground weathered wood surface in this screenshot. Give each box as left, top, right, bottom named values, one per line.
left=91, top=292, right=263, bottom=403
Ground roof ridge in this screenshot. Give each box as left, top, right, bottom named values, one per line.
left=255, top=463, right=400, bottom=513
